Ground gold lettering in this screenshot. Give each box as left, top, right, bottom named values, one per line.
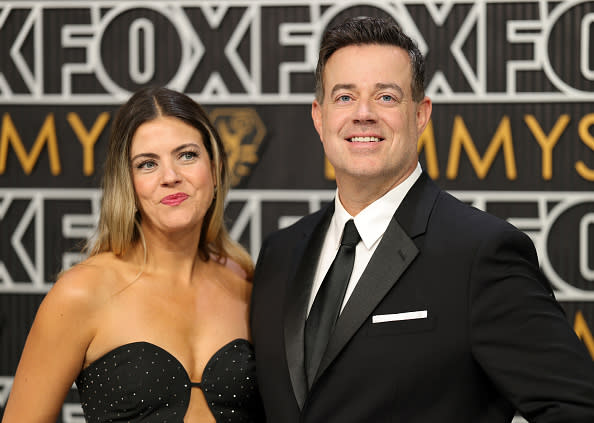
left=574, top=310, right=594, bottom=360
left=446, top=116, right=517, bottom=180
left=67, top=112, right=110, bottom=176
left=325, top=157, right=335, bottom=180
left=575, top=113, right=594, bottom=181
left=0, top=113, right=61, bottom=175
left=524, top=114, right=570, bottom=180
left=417, top=120, right=439, bottom=179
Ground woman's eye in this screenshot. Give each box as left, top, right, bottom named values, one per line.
left=180, top=151, right=198, bottom=160
left=137, top=160, right=156, bottom=169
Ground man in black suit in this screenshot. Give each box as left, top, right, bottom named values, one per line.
left=250, top=16, right=594, bottom=422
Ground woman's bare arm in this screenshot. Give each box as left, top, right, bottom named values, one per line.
left=2, top=265, right=99, bottom=423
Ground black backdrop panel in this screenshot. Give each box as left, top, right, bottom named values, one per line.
left=1, top=1, right=593, bottom=421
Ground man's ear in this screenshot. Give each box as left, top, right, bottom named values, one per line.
left=311, top=99, right=323, bottom=140
left=416, top=96, right=432, bottom=135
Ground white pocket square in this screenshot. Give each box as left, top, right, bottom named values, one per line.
left=372, top=310, right=428, bottom=323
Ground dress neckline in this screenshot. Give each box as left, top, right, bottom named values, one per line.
left=80, top=338, right=251, bottom=386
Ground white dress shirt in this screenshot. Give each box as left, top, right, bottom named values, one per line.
left=307, top=163, right=422, bottom=315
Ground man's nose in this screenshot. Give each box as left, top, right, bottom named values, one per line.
left=353, top=99, right=377, bottom=123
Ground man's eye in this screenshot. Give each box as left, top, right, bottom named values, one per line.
left=337, top=94, right=351, bottom=102
left=380, top=94, right=395, bottom=102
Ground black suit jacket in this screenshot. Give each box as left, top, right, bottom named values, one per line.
left=250, top=173, right=594, bottom=422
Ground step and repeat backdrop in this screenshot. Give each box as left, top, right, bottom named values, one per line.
left=0, top=1, right=593, bottom=421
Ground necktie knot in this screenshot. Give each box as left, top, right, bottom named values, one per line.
left=341, top=220, right=360, bottom=247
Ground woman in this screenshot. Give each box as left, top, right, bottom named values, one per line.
left=2, top=87, right=265, bottom=422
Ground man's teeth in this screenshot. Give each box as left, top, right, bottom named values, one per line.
left=349, top=136, right=381, bottom=142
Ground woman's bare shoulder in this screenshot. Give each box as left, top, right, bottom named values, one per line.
left=22, top=253, right=124, bottom=355
left=48, top=253, right=124, bottom=309
left=210, top=257, right=252, bottom=303
left=222, top=257, right=249, bottom=280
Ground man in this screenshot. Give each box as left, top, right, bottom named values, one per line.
left=250, top=16, right=594, bottom=422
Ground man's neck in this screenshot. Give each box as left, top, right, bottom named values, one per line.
left=336, top=165, right=418, bottom=216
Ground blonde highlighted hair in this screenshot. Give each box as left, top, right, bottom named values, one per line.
left=86, top=86, right=253, bottom=279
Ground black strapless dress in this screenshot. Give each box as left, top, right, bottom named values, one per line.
left=75, top=339, right=265, bottom=422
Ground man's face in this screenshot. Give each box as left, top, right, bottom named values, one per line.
left=312, top=43, right=431, bottom=192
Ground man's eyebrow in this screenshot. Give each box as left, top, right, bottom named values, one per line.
left=376, top=83, right=404, bottom=98
left=330, top=84, right=356, bottom=97
left=329, top=83, right=405, bottom=98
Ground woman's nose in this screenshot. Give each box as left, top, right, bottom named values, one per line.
left=161, top=165, right=181, bottom=185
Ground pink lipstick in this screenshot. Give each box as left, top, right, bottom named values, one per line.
left=161, top=193, right=189, bottom=206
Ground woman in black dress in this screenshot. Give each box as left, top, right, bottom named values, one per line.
left=3, top=87, right=265, bottom=423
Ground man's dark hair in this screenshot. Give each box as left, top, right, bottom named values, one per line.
left=315, top=16, right=426, bottom=103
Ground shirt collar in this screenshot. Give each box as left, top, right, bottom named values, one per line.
left=333, top=162, right=422, bottom=249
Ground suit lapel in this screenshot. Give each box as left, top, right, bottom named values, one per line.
left=314, top=173, right=439, bottom=383
left=283, top=203, right=334, bottom=409
left=314, top=217, right=418, bottom=381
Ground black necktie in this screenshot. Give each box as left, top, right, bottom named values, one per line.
left=305, top=219, right=361, bottom=387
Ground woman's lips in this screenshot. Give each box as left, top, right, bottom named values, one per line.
left=161, top=193, right=189, bottom=206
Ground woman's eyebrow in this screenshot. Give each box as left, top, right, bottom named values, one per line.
left=172, top=142, right=200, bottom=153
left=130, top=143, right=200, bottom=162
left=130, top=152, right=158, bottom=162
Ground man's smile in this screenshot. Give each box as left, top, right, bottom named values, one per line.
left=347, top=136, right=383, bottom=142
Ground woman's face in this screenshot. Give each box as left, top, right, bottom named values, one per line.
left=129, top=116, right=215, bottom=236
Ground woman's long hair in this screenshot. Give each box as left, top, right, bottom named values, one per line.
left=86, top=86, right=254, bottom=279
